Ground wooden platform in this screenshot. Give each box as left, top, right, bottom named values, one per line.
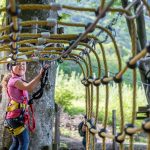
left=136, top=105, right=150, bottom=120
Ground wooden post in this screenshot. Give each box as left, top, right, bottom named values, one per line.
left=53, top=103, right=60, bottom=150
left=112, top=110, right=117, bottom=150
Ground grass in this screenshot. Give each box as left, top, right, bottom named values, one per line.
left=66, top=107, right=85, bottom=116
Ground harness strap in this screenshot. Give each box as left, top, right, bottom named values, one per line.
left=6, top=101, right=36, bottom=133
left=6, top=100, right=26, bottom=112
left=23, top=90, right=36, bottom=132
left=6, top=125, right=25, bottom=136
left=6, top=76, right=36, bottom=133
left=25, top=104, right=36, bottom=132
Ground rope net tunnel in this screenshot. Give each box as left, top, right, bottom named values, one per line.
left=0, top=0, right=150, bottom=149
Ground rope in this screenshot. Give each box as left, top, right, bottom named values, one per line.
left=76, top=45, right=101, bottom=150
left=129, top=136, right=134, bottom=150
left=129, top=17, right=137, bottom=150
left=75, top=46, right=94, bottom=150
left=86, top=86, right=91, bottom=149
left=118, top=83, right=124, bottom=131
left=0, top=4, right=133, bottom=14
left=77, top=43, right=101, bottom=149
left=0, top=4, right=96, bottom=12
left=102, top=138, right=106, bottom=150
left=95, top=86, right=99, bottom=124
left=84, top=52, right=93, bottom=149
left=90, top=84, right=94, bottom=149
left=148, top=133, right=150, bottom=150
left=100, top=0, right=106, bottom=9
left=98, top=43, right=109, bottom=150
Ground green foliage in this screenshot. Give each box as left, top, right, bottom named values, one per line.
left=55, top=70, right=84, bottom=111
left=58, top=13, right=71, bottom=21
left=55, top=87, right=74, bottom=111
left=55, top=70, right=147, bottom=128
left=0, top=0, right=6, bottom=26
left=0, top=0, right=5, bottom=6
left=59, top=49, right=142, bottom=86
left=66, top=107, right=85, bottom=116
left=113, top=0, right=121, bottom=6
left=56, top=0, right=150, bottom=78
left=59, top=61, right=81, bottom=76
left=60, top=142, right=68, bottom=148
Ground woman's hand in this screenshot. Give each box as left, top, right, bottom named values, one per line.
left=39, top=64, right=50, bottom=77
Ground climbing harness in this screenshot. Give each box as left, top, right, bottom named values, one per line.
left=6, top=100, right=26, bottom=112
left=4, top=94, right=36, bottom=136
left=4, top=121, right=25, bottom=136
left=4, top=89, right=30, bottom=136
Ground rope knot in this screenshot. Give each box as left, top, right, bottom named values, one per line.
left=124, top=123, right=137, bottom=136
left=98, top=128, right=107, bottom=138
left=126, top=57, right=137, bottom=69
left=113, top=73, right=123, bottom=83
left=142, top=118, right=150, bottom=133
left=93, top=78, right=101, bottom=86
left=101, top=76, right=109, bottom=85
left=81, top=77, right=90, bottom=87
left=115, top=133, right=125, bottom=143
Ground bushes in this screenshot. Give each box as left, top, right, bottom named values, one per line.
left=55, top=70, right=147, bottom=126
left=55, top=70, right=84, bottom=111
left=55, top=87, right=75, bottom=111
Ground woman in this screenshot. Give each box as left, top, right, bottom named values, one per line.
left=2, top=54, right=48, bottom=150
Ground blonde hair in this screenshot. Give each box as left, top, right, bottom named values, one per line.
left=1, top=73, right=12, bottom=90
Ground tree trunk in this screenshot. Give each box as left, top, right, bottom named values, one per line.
left=0, top=0, right=57, bottom=150
left=20, top=0, right=57, bottom=149
left=27, top=63, right=57, bottom=150
left=0, top=68, right=12, bottom=150
left=121, top=0, right=150, bottom=104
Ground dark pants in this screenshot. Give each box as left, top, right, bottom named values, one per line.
left=9, top=128, right=29, bottom=150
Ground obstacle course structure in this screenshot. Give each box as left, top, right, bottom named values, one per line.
left=0, top=0, right=150, bottom=149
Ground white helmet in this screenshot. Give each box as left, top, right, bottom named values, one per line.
left=7, top=52, right=28, bottom=71
left=7, top=52, right=27, bottom=62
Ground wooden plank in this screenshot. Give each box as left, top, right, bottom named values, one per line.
left=138, top=106, right=148, bottom=112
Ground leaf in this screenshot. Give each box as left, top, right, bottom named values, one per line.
left=58, top=13, right=71, bottom=21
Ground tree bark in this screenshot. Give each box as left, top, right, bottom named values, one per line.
left=19, top=0, right=57, bottom=149
left=0, top=0, right=57, bottom=150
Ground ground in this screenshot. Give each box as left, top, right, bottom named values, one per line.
left=59, top=109, right=147, bottom=150
left=0, top=105, right=148, bottom=150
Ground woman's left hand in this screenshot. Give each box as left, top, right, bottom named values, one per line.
left=39, top=64, right=50, bottom=77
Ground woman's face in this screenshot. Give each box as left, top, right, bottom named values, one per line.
left=12, top=62, right=27, bottom=76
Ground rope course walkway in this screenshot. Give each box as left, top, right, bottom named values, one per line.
left=0, top=0, right=150, bottom=149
